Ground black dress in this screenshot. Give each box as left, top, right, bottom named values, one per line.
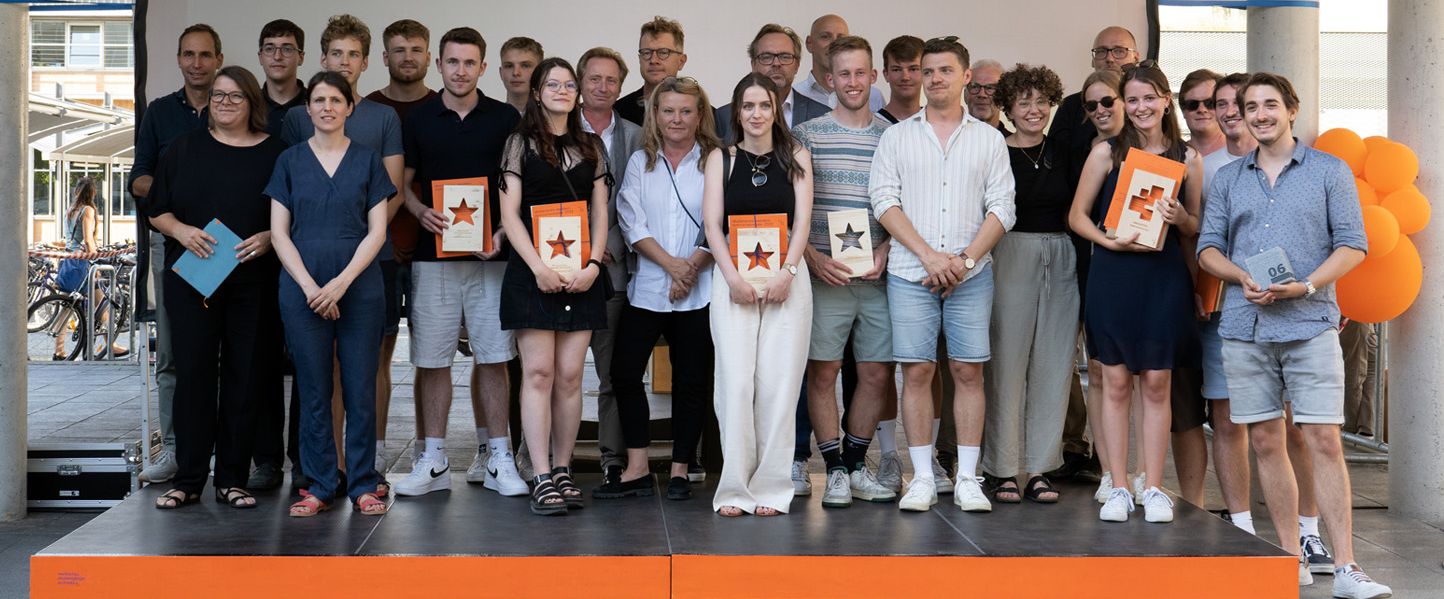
left=499, top=133, right=611, bottom=331
left=1083, top=142, right=1199, bottom=372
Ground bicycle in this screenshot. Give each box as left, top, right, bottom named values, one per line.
left=29, top=245, right=137, bottom=361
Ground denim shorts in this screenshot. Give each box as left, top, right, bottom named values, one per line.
left=1221, top=328, right=1345, bottom=425
left=886, top=264, right=993, bottom=363
left=1198, top=314, right=1228, bottom=400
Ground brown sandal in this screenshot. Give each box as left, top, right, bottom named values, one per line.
left=289, top=494, right=331, bottom=517
left=353, top=492, right=388, bottom=516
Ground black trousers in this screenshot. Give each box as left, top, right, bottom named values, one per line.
left=610, top=304, right=714, bottom=464
left=251, top=338, right=300, bottom=472
left=165, top=271, right=279, bottom=493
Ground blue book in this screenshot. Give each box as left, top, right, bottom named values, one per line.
left=170, top=219, right=242, bottom=299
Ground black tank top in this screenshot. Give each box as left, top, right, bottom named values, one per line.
left=722, top=147, right=794, bottom=234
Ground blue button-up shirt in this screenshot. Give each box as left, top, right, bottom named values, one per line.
left=129, top=88, right=209, bottom=199
left=1197, top=139, right=1366, bottom=344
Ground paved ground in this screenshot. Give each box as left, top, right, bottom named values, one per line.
left=7, top=354, right=1444, bottom=597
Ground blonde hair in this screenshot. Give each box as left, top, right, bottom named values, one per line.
left=640, top=77, right=719, bottom=172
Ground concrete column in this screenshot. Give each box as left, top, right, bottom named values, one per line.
left=1247, top=6, right=1320, bottom=144
left=1388, top=0, right=1444, bottom=525
left=0, top=4, right=29, bottom=522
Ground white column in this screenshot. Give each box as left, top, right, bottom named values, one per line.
left=1388, top=0, right=1444, bottom=524
left=0, top=3, right=30, bottom=522
left=1247, top=6, right=1321, bottom=144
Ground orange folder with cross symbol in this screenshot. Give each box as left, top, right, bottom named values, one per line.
left=531, top=200, right=590, bottom=277
left=1103, top=147, right=1187, bottom=250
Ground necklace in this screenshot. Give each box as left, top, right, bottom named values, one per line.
left=1018, top=137, right=1047, bottom=169
left=742, top=148, right=772, bottom=187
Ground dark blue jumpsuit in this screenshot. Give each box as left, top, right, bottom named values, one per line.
left=264, top=141, right=396, bottom=503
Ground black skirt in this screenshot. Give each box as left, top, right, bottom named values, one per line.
left=499, top=254, right=609, bottom=332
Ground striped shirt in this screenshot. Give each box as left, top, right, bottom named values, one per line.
left=792, top=113, right=891, bottom=286
left=868, top=110, right=1016, bottom=283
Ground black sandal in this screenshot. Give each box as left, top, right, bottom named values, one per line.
left=154, top=488, right=199, bottom=510
left=984, top=474, right=1022, bottom=504
left=215, top=487, right=258, bottom=509
left=551, top=467, right=585, bottom=509
left=1024, top=475, right=1060, bottom=504
left=530, top=475, right=568, bottom=516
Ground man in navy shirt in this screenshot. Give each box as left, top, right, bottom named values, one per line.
left=257, top=19, right=306, bottom=138
left=128, top=23, right=222, bottom=485
left=1198, top=73, right=1390, bottom=599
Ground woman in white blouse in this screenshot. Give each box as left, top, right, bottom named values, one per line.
left=603, top=77, right=720, bottom=502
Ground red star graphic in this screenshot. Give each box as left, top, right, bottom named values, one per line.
left=450, top=199, right=478, bottom=226
left=744, top=242, right=774, bottom=271
left=546, top=230, right=576, bottom=258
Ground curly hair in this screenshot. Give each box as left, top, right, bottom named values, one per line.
left=994, top=63, right=1064, bottom=119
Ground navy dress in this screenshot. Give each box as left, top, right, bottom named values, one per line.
left=1083, top=148, right=1198, bottom=372
left=499, top=134, right=611, bottom=331
left=264, top=140, right=396, bottom=503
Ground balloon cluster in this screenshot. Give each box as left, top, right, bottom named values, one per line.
left=1314, top=129, right=1429, bottom=323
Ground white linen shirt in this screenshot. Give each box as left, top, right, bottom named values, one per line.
left=868, top=110, right=1016, bottom=283
left=616, top=144, right=712, bottom=312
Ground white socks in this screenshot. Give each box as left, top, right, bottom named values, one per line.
left=956, top=446, right=980, bottom=480
left=1300, top=515, right=1320, bottom=538
left=908, top=446, right=934, bottom=484
left=487, top=437, right=510, bottom=457
left=424, top=437, right=446, bottom=461
left=1231, top=511, right=1256, bottom=535
left=876, top=420, right=898, bottom=454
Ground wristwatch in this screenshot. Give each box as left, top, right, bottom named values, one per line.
left=1301, top=279, right=1316, bottom=297
left=784, top=263, right=799, bottom=276
left=960, top=253, right=977, bottom=270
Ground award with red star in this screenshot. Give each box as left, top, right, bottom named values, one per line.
left=532, top=200, right=590, bottom=276
left=432, top=177, right=491, bottom=257
left=729, top=213, right=789, bottom=291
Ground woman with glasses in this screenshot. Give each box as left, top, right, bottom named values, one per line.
left=703, top=73, right=813, bottom=517
left=601, top=77, right=720, bottom=502
left=268, top=70, right=395, bottom=518
left=981, top=64, right=1077, bottom=506
left=498, top=57, right=612, bottom=516
left=146, top=66, right=287, bottom=511
left=1068, top=62, right=1203, bottom=524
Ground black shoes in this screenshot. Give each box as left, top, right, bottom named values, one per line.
left=247, top=462, right=283, bottom=490
left=666, top=476, right=692, bottom=500
left=594, top=473, right=656, bottom=499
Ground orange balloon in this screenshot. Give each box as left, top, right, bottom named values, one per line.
left=1380, top=185, right=1432, bottom=235
left=1337, top=235, right=1423, bottom=323
left=1363, top=135, right=1393, bottom=157
left=1360, top=205, right=1400, bottom=257
left=1356, top=178, right=1379, bottom=207
left=1315, top=129, right=1367, bottom=176
left=1364, top=141, right=1419, bottom=195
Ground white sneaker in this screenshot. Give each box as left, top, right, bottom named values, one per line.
left=1141, top=486, right=1174, bottom=523
left=932, top=457, right=954, bottom=494
left=822, top=469, right=852, bottom=508
left=1132, top=471, right=1147, bottom=505
left=792, top=460, right=812, bottom=496
left=394, top=453, right=451, bottom=496
left=877, top=452, right=903, bottom=494
left=140, top=449, right=177, bottom=483
left=465, top=449, right=487, bottom=483
left=850, top=468, right=897, bottom=502
left=1094, top=471, right=1114, bottom=504
left=1332, top=564, right=1391, bottom=599
left=898, top=477, right=938, bottom=512
left=1300, top=556, right=1315, bottom=586
left=953, top=476, right=992, bottom=513
left=1099, top=487, right=1134, bottom=522
left=483, top=451, right=529, bottom=496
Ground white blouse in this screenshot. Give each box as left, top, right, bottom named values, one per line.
left=616, top=144, right=712, bottom=312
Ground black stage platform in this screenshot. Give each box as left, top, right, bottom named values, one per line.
left=33, top=473, right=1295, bottom=598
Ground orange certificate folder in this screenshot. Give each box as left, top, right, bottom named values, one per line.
left=432, top=177, right=492, bottom=258
left=1104, top=147, right=1187, bottom=249
left=1196, top=269, right=1225, bottom=315
left=531, top=200, right=590, bottom=277
left=729, top=213, right=789, bottom=291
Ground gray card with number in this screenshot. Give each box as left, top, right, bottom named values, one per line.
left=1244, top=246, right=1296, bottom=287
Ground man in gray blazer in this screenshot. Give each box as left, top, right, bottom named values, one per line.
left=578, top=47, right=644, bottom=491
left=715, top=23, right=830, bottom=143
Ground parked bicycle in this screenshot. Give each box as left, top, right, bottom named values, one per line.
left=28, top=244, right=136, bottom=361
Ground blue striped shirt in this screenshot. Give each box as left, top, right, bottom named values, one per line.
left=1197, top=139, right=1366, bottom=343
left=792, top=113, right=891, bottom=286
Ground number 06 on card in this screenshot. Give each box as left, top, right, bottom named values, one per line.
left=531, top=200, right=590, bottom=277
left=728, top=213, right=789, bottom=292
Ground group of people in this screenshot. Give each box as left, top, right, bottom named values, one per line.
left=124, top=11, right=1389, bottom=598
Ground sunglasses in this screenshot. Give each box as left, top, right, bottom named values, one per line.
left=1122, top=59, right=1160, bottom=73
left=1182, top=98, right=1217, bottom=111
left=1083, top=96, right=1117, bottom=113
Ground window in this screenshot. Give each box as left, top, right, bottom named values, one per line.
left=30, top=20, right=134, bottom=69
left=110, top=168, right=135, bottom=217
left=33, top=150, right=53, bottom=217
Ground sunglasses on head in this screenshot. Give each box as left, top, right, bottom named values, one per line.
left=1084, top=96, right=1117, bottom=112
left=1122, top=59, right=1160, bottom=73
left=1182, top=98, right=1216, bottom=111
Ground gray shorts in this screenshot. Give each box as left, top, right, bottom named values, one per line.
left=1221, top=328, right=1344, bottom=425
left=409, top=260, right=516, bottom=367
left=808, top=282, right=892, bottom=362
